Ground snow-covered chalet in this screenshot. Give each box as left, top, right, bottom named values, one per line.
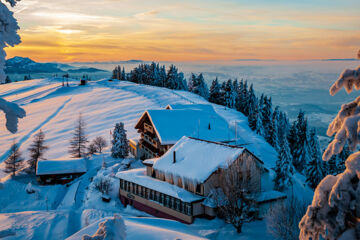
left=131, top=104, right=231, bottom=159
left=36, top=158, right=87, bottom=184
left=116, top=136, right=286, bottom=224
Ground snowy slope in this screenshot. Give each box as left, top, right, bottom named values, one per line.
left=0, top=78, right=313, bottom=239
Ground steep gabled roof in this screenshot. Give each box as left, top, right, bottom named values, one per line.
left=152, top=136, right=256, bottom=184
left=135, top=106, right=230, bottom=145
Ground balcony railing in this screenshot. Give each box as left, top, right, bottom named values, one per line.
left=144, top=123, right=154, bottom=134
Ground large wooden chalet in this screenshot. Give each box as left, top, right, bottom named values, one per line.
left=132, top=104, right=230, bottom=159
left=116, top=137, right=286, bottom=224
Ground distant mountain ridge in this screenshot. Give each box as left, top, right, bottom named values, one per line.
left=5, top=57, right=107, bottom=74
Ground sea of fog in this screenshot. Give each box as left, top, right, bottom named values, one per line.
left=71, top=60, right=360, bottom=139
left=14, top=60, right=360, bottom=142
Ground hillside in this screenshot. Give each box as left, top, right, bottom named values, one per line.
left=4, top=57, right=106, bottom=74
left=0, top=78, right=313, bottom=239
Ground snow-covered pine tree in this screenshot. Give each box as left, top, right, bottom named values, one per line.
left=209, top=78, right=221, bottom=104
left=235, top=79, right=244, bottom=112
left=273, top=137, right=294, bottom=191
left=247, top=87, right=258, bottom=131
left=111, top=122, right=129, bottom=158
left=305, top=128, right=324, bottom=189
left=224, top=79, right=236, bottom=108
left=293, top=110, right=311, bottom=172
left=299, top=59, right=360, bottom=240
left=4, top=141, right=23, bottom=176
left=165, top=64, right=178, bottom=89
left=219, top=81, right=227, bottom=106
left=255, top=107, right=265, bottom=137
left=121, top=67, right=126, bottom=80
left=69, top=113, right=88, bottom=158
left=277, top=111, right=290, bottom=142
left=189, top=73, right=209, bottom=99
left=267, top=106, right=280, bottom=151
left=28, top=129, right=48, bottom=173
left=262, top=96, right=272, bottom=139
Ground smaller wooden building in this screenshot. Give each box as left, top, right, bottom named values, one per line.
left=36, top=158, right=87, bottom=184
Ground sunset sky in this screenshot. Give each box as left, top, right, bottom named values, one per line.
left=5, top=0, right=360, bottom=62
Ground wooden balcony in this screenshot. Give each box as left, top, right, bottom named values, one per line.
left=144, top=123, right=154, bottom=134
left=143, top=133, right=159, bottom=148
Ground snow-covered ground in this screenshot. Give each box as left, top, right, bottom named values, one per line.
left=0, top=78, right=313, bottom=239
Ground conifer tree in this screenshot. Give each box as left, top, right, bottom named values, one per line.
left=4, top=141, right=23, bottom=176
left=188, top=73, right=209, bottom=99
left=224, top=79, right=236, bottom=108
left=28, top=129, right=48, bottom=172
left=273, top=138, right=294, bottom=191
left=262, top=96, right=272, bottom=138
left=267, top=107, right=280, bottom=151
left=121, top=67, right=126, bottom=80
left=111, top=122, right=129, bottom=158
left=293, top=110, right=311, bottom=172
left=305, top=128, right=324, bottom=189
left=69, top=113, right=88, bottom=158
left=219, top=81, right=227, bottom=106
left=209, top=78, right=221, bottom=104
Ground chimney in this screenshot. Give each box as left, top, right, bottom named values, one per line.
left=173, top=151, right=176, bottom=164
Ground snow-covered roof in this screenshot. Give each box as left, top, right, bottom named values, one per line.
left=135, top=107, right=230, bottom=145
left=254, top=190, right=287, bottom=203
left=152, top=136, right=247, bottom=183
left=115, top=168, right=204, bottom=203
left=36, top=158, right=87, bottom=176
left=165, top=104, right=216, bottom=112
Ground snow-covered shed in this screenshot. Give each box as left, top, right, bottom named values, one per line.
left=116, top=136, right=284, bottom=223
left=133, top=104, right=230, bottom=159
left=36, top=158, right=87, bottom=184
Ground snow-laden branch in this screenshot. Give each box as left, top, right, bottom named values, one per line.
left=0, top=97, right=26, bottom=133
left=300, top=63, right=360, bottom=240
left=329, top=66, right=360, bottom=96
left=323, top=95, right=360, bottom=161
left=0, top=0, right=21, bottom=83
left=0, top=0, right=24, bottom=134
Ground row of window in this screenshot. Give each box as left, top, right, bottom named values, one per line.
left=120, top=179, right=193, bottom=216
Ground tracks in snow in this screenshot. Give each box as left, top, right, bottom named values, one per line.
left=0, top=97, right=72, bottom=163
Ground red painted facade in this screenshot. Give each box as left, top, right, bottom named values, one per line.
left=120, top=196, right=191, bottom=224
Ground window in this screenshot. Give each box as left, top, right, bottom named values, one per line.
left=120, top=180, right=124, bottom=190
left=165, top=195, right=170, bottom=207
left=145, top=188, right=148, bottom=199
left=160, top=193, right=164, bottom=204
left=196, top=184, right=202, bottom=194
left=176, top=199, right=181, bottom=211
left=186, top=204, right=192, bottom=216
left=141, top=187, right=144, bottom=197
left=181, top=202, right=185, bottom=214
left=154, top=191, right=158, bottom=202
left=135, top=184, right=138, bottom=195
left=170, top=197, right=174, bottom=209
